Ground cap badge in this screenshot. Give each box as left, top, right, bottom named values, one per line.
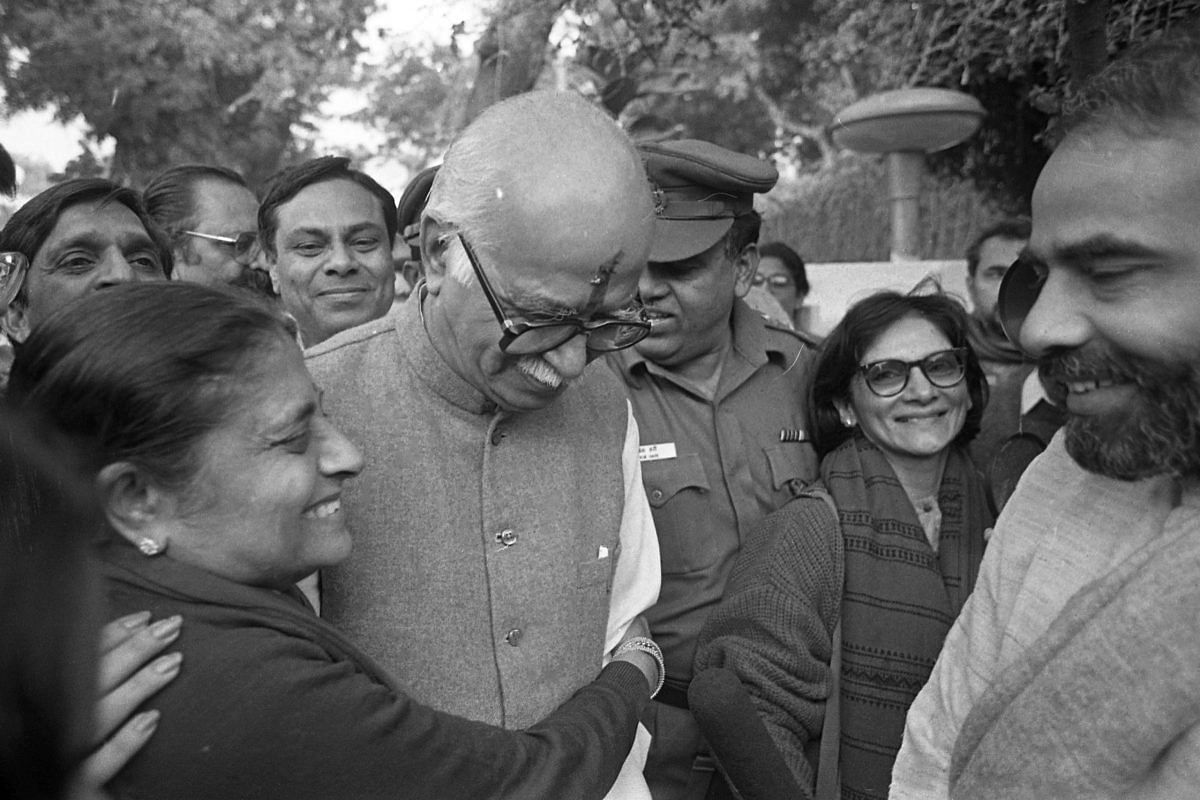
left=651, top=184, right=667, bottom=216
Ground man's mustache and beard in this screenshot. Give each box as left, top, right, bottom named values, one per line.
left=1039, top=343, right=1200, bottom=481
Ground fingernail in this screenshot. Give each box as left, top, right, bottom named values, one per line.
left=118, top=611, right=153, bottom=629
left=132, top=709, right=160, bottom=733
left=153, top=652, right=183, bottom=675
left=149, top=615, right=182, bottom=640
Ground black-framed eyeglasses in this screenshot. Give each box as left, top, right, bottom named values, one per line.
left=0, top=252, right=29, bottom=308
left=753, top=273, right=794, bottom=289
left=182, top=230, right=261, bottom=266
left=457, top=233, right=651, bottom=355
left=858, top=347, right=968, bottom=397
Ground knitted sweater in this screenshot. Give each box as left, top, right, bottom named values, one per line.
left=695, top=493, right=843, bottom=795
left=698, top=438, right=990, bottom=800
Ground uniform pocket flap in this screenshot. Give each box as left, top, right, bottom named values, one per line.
left=641, top=452, right=711, bottom=508
left=764, top=443, right=817, bottom=492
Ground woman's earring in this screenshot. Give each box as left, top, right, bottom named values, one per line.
left=137, top=537, right=164, bottom=557
left=841, top=414, right=856, bottom=428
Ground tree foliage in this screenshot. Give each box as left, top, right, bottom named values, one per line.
left=3, top=0, right=1196, bottom=209
left=350, top=39, right=468, bottom=171
left=891, top=0, right=1200, bottom=211
left=1, top=0, right=378, bottom=186
left=564, top=0, right=1200, bottom=210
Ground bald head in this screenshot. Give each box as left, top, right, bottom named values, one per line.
left=419, top=90, right=655, bottom=413
left=425, top=90, right=653, bottom=258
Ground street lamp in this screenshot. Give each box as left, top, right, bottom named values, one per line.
left=831, top=88, right=985, bottom=261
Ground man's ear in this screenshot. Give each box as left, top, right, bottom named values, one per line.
left=732, top=243, right=759, bottom=299
left=95, top=462, right=177, bottom=552
left=1, top=300, right=30, bottom=344
left=420, top=214, right=454, bottom=296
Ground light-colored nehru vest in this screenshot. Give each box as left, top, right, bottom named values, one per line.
left=306, top=300, right=626, bottom=728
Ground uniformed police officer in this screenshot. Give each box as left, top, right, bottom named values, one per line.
left=607, top=139, right=820, bottom=800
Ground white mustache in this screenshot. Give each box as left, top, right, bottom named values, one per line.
left=518, top=356, right=564, bottom=389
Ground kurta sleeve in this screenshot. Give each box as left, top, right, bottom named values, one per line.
left=693, top=494, right=843, bottom=795
left=604, top=401, right=662, bottom=654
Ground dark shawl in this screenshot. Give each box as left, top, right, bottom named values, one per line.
left=823, top=433, right=992, bottom=800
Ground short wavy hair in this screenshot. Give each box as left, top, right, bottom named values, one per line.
left=258, top=156, right=396, bottom=259
left=143, top=163, right=251, bottom=250
left=810, top=290, right=989, bottom=457
left=965, top=218, right=1030, bottom=277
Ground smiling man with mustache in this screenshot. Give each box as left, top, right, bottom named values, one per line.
left=606, top=139, right=819, bottom=800
left=1037, top=343, right=1200, bottom=481
left=891, top=23, right=1200, bottom=800
left=261, top=156, right=398, bottom=347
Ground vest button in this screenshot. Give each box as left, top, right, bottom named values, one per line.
left=497, top=528, right=518, bottom=547
left=490, top=429, right=505, bottom=445
left=650, top=489, right=664, bottom=502
left=505, top=628, right=522, bottom=646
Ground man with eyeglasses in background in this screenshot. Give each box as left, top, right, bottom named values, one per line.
left=606, top=139, right=818, bottom=800
left=305, top=91, right=663, bottom=799
left=143, top=164, right=267, bottom=292
left=755, top=240, right=819, bottom=342
left=0, top=178, right=172, bottom=386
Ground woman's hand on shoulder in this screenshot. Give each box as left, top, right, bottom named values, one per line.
left=71, top=611, right=184, bottom=796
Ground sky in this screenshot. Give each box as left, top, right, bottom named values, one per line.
left=0, top=0, right=481, bottom=179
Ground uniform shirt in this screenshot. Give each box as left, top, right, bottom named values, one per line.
left=608, top=299, right=818, bottom=678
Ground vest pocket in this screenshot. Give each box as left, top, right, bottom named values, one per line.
left=577, top=541, right=621, bottom=595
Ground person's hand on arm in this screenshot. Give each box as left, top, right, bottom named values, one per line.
left=71, top=611, right=183, bottom=797
left=609, top=615, right=663, bottom=696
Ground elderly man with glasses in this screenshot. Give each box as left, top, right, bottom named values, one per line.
left=605, top=139, right=819, bottom=800
left=305, top=90, right=663, bottom=799
left=143, top=164, right=266, bottom=291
